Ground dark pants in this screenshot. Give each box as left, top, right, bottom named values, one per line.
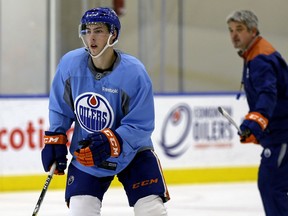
left=258, top=143, right=288, bottom=216
left=65, top=150, right=170, bottom=207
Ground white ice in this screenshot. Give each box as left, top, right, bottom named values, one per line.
left=0, top=182, right=265, bottom=216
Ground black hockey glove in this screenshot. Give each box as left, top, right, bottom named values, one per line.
left=74, top=128, right=122, bottom=166
left=41, top=131, right=68, bottom=175
left=239, top=112, right=268, bottom=144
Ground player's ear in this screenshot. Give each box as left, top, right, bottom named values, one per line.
left=112, top=30, right=117, bottom=41
left=110, top=31, right=118, bottom=43
left=251, top=27, right=259, bottom=37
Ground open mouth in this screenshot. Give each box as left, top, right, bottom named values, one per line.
left=90, top=44, right=98, bottom=49
left=89, top=45, right=99, bottom=54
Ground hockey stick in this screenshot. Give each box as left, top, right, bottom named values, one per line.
left=218, top=106, right=242, bottom=134
left=32, top=162, right=57, bottom=216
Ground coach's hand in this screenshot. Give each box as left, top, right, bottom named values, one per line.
left=74, top=128, right=122, bottom=166
left=239, top=112, right=268, bottom=144
left=41, top=131, right=68, bottom=175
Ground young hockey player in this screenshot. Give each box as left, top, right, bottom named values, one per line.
left=227, top=10, right=288, bottom=216
left=41, top=7, right=170, bottom=216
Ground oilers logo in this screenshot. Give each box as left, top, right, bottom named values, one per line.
left=160, top=104, right=192, bottom=157
left=160, top=104, right=234, bottom=158
left=75, top=92, right=114, bottom=132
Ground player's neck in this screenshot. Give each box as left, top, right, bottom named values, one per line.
left=92, top=48, right=116, bottom=70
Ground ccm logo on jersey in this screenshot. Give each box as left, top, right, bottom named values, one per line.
left=102, top=129, right=121, bottom=157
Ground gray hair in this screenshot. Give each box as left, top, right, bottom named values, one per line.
left=226, top=10, right=259, bottom=34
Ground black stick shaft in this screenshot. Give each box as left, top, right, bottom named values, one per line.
left=32, top=162, right=56, bottom=216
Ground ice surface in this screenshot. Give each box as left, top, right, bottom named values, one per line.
left=0, top=182, right=264, bottom=216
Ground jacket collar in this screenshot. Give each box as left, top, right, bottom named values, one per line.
left=238, top=36, right=262, bottom=59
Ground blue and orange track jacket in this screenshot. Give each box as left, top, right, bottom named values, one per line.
left=241, top=36, right=288, bottom=146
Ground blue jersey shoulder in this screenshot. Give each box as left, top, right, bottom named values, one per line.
left=58, top=48, right=89, bottom=75
left=116, top=51, right=151, bottom=82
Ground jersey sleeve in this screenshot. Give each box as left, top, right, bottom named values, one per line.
left=48, top=57, right=75, bottom=133
left=116, top=78, right=155, bottom=150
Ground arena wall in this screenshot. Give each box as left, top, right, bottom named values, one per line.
left=0, top=94, right=260, bottom=192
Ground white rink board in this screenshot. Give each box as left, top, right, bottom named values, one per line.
left=0, top=94, right=261, bottom=175
left=153, top=94, right=261, bottom=168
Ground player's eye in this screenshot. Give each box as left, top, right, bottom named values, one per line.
left=94, top=29, right=104, bottom=34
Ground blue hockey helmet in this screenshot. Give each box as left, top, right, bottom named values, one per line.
left=80, top=7, right=121, bottom=39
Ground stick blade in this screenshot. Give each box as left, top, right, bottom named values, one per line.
left=217, top=106, right=242, bottom=134
left=218, top=106, right=224, bottom=115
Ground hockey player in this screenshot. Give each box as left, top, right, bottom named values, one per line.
left=41, top=7, right=170, bottom=216
left=226, top=10, right=288, bottom=216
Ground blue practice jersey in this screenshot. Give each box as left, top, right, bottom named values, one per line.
left=48, top=48, right=155, bottom=177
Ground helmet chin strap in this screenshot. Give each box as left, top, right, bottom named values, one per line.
left=82, top=34, right=118, bottom=59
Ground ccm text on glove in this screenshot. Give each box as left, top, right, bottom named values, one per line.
left=239, top=112, right=268, bottom=144
left=41, top=131, right=68, bottom=175
left=74, top=128, right=122, bottom=166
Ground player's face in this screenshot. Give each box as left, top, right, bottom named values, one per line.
left=228, top=21, right=257, bottom=51
left=83, top=23, right=111, bottom=56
